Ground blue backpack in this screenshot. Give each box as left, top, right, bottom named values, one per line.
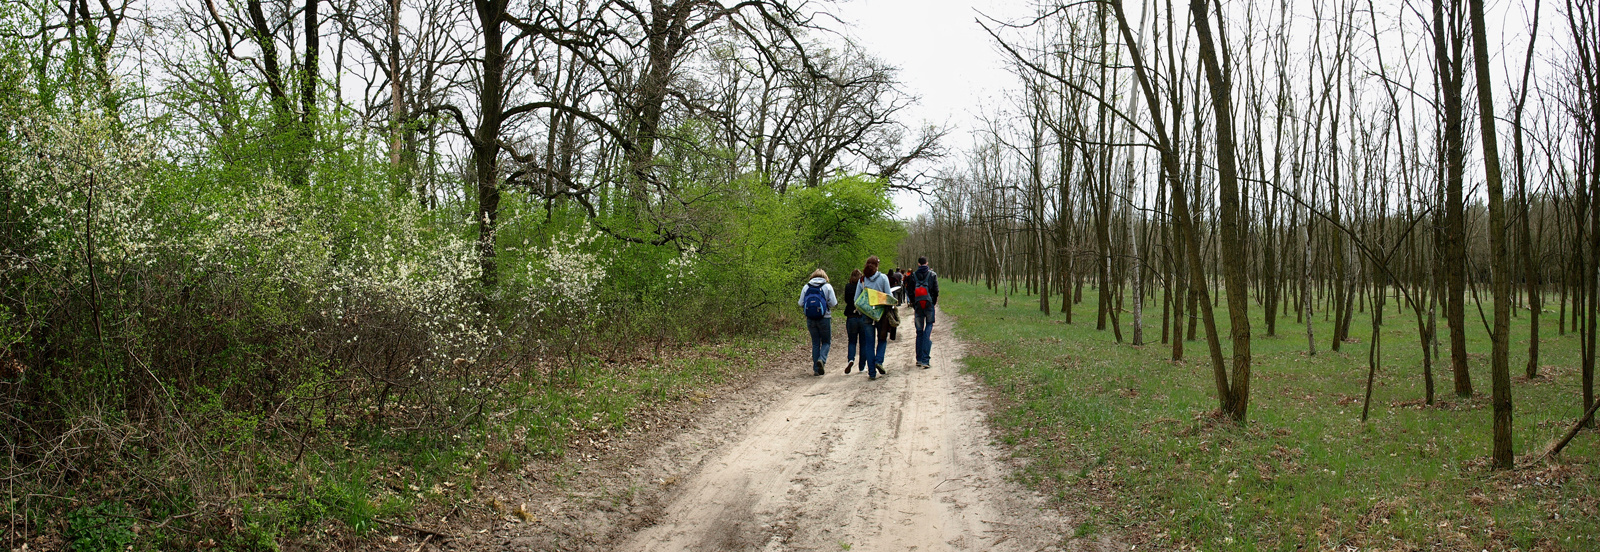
left=803, top=284, right=827, bottom=320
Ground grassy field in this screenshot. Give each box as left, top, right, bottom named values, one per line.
left=940, top=281, right=1599, bottom=551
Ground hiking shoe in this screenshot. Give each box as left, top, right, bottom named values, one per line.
left=845, top=361, right=853, bottom=374
left=921, top=363, right=930, bottom=369
left=869, top=374, right=878, bottom=381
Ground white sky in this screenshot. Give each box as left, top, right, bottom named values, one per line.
left=828, top=0, right=1556, bottom=222
left=830, top=0, right=1037, bottom=220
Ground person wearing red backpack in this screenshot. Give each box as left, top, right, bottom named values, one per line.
left=910, top=257, right=940, bottom=369
left=798, top=269, right=838, bottom=376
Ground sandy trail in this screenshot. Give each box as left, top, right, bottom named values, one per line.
left=618, top=314, right=1079, bottom=552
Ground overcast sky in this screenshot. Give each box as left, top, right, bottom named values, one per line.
left=829, top=0, right=1035, bottom=220
left=827, top=0, right=1555, bottom=221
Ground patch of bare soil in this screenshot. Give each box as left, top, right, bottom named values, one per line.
left=402, top=314, right=1115, bottom=551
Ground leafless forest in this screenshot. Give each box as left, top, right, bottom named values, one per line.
left=899, top=0, right=1599, bottom=468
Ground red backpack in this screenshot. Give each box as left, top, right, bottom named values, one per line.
left=912, top=272, right=932, bottom=310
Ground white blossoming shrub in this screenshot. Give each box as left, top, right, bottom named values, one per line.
left=517, top=228, right=606, bottom=318
left=2, top=105, right=495, bottom=449
left=2, top=111, right=155, bottom=399
left=493, top=215, right=613, bottom=364
left=0, top=92, right=514, bottom=549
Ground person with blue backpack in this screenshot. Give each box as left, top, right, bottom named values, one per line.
left=799, top=269, right=838, bottom=376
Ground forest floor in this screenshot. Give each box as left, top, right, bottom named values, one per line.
left=414, top=314, right=1113, bottom=552
left=935, top=281, right=1600, bottom=551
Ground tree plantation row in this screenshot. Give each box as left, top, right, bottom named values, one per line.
left=899, top=0, right=1599, bottom=469
left=0, top=0, right=928, bottom=548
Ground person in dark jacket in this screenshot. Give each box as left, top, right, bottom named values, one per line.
left=843, top=269, right=867, bottom=374
left=909, top=257, right=940, bottom=369
left=886, top=268, right=904, bottom=341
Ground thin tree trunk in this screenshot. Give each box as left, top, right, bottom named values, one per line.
left=1192, top=0, right=1253, bottom=422
left=1434, top=0, right=1473, bottom=397
left=1515, top=0, right=1542, bottom=377
left=1468, top=0, right=1513, bottom=468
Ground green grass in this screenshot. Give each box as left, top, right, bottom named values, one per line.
left=942, top=281, right=1599, bottom=551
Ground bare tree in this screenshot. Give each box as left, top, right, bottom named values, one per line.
left=1432, top=0, right=1473, bottom=397
left=1467, top=0, right=1515, bottom=469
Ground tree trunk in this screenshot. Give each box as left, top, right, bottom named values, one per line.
left=1434, top=0, right=1473, bottom=397
left=472, top=0, right=508, bottom=288
left=1467, top=0, right=1513, bottom=469
left=1514, top=0, right=1542, bottom=377
left=1192, top=0, right=1253, bottom=422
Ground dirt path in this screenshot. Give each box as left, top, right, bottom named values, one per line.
left=441, top=313, right=1113, bottom=552
left=616, top=314, right=1085, bottom=552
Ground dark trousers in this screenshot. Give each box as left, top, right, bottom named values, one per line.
left=846, top=316, right=868, bottom=363
left=883, top=307, right=896, bottom=342
left=871, top=315, right=890, bottom=373
left=914, top=308, right=935, bottom=366
left=857, top=317, right=880, bottom=377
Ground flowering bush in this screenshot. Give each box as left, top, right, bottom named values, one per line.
left=517, top=228, right=607, bottom=318
left=1, top=101, right=498, bottom=486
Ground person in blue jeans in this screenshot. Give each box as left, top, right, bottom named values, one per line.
left=858, top=256, right=893, bottom=380
left=798, top=269, right=838, bottom=375
left=909, top=257, right=940, bottom=369
left=843, top=269, right=867, bottom=374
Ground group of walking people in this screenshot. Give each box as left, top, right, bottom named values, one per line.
left=799, top=255, right=940, bottom=381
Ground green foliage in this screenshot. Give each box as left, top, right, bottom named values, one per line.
left=794, top=174, right=905, bottom=277
left=487, top=123, right=903, bottom=343
left=941, top=281, right=1600, bottom=551
left=0, top=16, right=903, bottom=546
left=67, top=501, right=136, bottom=552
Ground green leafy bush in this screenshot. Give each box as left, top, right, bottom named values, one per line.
left=66, top=501, right=135, bottom=552
left=0, top=33, right=905, bottom=549
left=794, top=174, right=906, bottom=277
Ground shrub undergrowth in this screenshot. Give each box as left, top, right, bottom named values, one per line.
left=0, top=43, right=893, bottom=550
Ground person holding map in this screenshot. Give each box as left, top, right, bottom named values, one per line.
left=855, top=256, right=894, bottom=380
